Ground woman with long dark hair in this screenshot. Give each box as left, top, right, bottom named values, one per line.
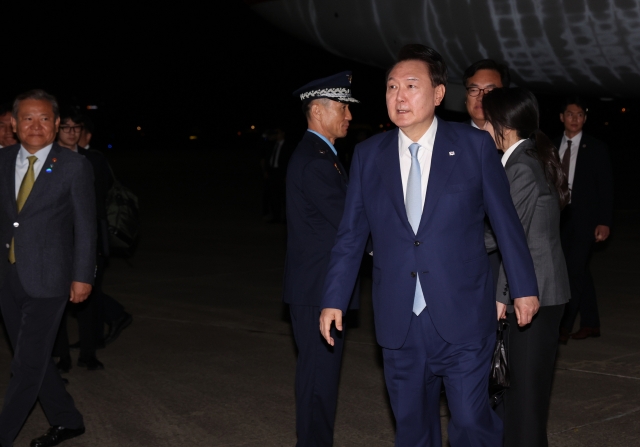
left=482, top=87, right=570, bottom=447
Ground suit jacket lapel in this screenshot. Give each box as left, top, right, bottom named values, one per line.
left=375, top=129, right=414, bottom=234
left=418, top=121, right=459, bottom=234
left=19, top=144, right=61, bottom=215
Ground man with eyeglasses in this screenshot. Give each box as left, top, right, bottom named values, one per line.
left=53, top=109, right=114, bottom=373
left=462, top=60, right=511, bottom=129
left=462, top=61, right=512, bottom=343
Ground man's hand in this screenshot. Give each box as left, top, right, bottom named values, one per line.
left=319, top=308, right=343, bottom=346
left=513, top=296, right=539, bottom=326
left=595, top=225, right=610, bottom=242
left=496, top=302, right=507, bottom=320
left=70, top=281, right=92, bottom=303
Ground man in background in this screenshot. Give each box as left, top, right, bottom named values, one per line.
left=285, top=71, right=360, bottom=446
left=462, top=60, right=510, bottom=130
left=0, top=103, right=18, bottom=148
left=54, top=109, right=112, bottom=371
left=555, top=97, right=614, bottom=343
left=462, top=59, right=511, bottom=298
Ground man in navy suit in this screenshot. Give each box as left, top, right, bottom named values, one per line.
left=285, top=72, right=360, bottom=446
left=0, top=90, right=96, bottom=447
left=320, top=45, right=539, bottom=446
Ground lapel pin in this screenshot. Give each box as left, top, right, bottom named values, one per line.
left=46, top=168, right=52, bottom=173
left=52, top=158, right=57, bottom=163
left=449, top=151, right=455, bottom=156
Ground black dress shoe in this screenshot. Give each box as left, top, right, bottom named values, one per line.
left=104, top=312, right=132, bottom=345
left=56, top=355, right=72, bottom=374
left=30, top=425, right=85, bottom=447
left=77, top=356, right=104, bottom=370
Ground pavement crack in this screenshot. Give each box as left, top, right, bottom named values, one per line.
left=549, top=406, right=640, bottom=435
left=556, top=367, right=640, bottom=381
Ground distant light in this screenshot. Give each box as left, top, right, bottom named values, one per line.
left=86, top=105, right=98, bottom=110
left=107, top=144, right=113, bottom=149
left=189, top=135, right=198, bottom=140
left=600, top=97, right=614, bottom=102
left=379, top=124, right=383, bottom=128
left=237, top=131, right=242, bottom=136
left=136, top=126, right=141, bottom=131
left=386, top=123, right=391, bottom=127
left=604, top=122, right=609, bottom=126
left=250, top=125, right=256, bottom=130
left=622, top=108, right=626, bottom=113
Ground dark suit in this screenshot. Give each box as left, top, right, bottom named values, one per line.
left=284, top=131, right=358, bottom=446
left=265, top=138, right=294, bottom=222
left=322, top=121, right=538, bottom=446
left=0, top=143, right=96, bottom=446
left=54, top=147, right=114, bottom=359
left=464, top=119, right=503, bottom=295
left=489, top=140, right=570, bottom=447
left=553, top=134, right=613, bottom=331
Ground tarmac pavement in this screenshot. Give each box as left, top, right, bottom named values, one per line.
left=1, top=146, right=638, bottom=446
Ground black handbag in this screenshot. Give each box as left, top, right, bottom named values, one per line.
left=489, top=320, right=509, bottom=409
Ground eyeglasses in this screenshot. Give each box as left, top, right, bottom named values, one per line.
left=59, top=125, right=84, bottom=134
left=466, top=87, right=494, bottom=97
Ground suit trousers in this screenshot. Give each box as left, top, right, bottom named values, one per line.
left=382, top=309, right=501, bottom=447
left=290, top=305, right=346, bottom=447
left=502, top=304, right=564, bottom=447
left=560, top=208, right=599, bottom=329
left=0, top=265, right=83, bottom=446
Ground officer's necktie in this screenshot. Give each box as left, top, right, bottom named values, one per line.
left=561, top=140, right=572, bottom=199
left=406, top=143, right=426, bottom=315
left=9, top=155, right=37, bottom=264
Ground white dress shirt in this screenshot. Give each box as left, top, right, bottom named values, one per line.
left=501, top=139, right=527, bottom=166
left=558, top=131, right=581, bottom=197
left=398, top=117, right=438, bottom=208
left=15, top=144, right=53, bottom=199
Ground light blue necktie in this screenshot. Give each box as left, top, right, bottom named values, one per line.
left=407, top=143, right=426, bottom=315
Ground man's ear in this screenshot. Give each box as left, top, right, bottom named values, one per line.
left=434, top=85, right=446, bottom=106
left=559, top=113, right=565, bottom=124
left=10, top=116, right=16, bottom=133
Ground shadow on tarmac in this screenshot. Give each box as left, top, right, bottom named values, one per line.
left=1, top=146, right=638, bottom=446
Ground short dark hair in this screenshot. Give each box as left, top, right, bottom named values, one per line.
left=0, top=102, right=12, bottom=116
left=13, top=89, right=60, bottom=120
left=302, top=98, right=331, bottom=119
left=387, top=44, right=448, bottom=87
left=59, top=107, right=85, bottom=126
left=560, top=96, right=588, bottom=114
left=462, top=59, right=511, bottom=88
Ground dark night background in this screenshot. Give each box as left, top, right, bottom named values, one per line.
left=3, top=1, right=638, bottom=208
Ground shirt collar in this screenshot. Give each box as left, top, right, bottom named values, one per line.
left=471, top=120, right=481, bottom=130
left=501, top=139, right=526, bottom=166
left=399, top=116, right=438, bottom=155
left=562, top=130, right=582, bottom=144
left=307, top=129, right=337, bottom=156
left=18, top=143, right=53, bottom=164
